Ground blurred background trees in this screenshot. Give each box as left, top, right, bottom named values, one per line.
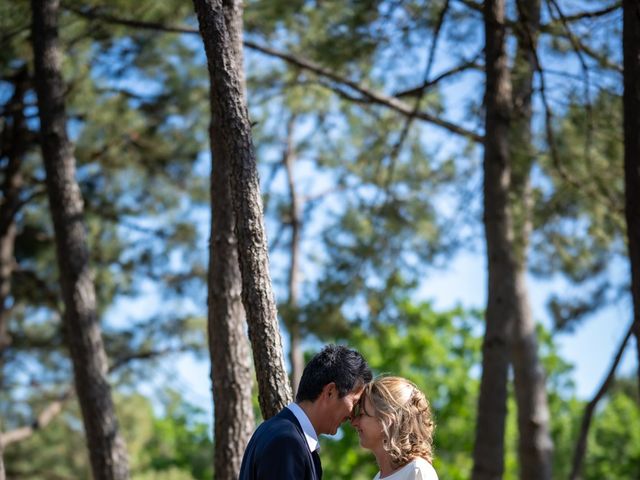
left=1, top=0, right=638, bottom=478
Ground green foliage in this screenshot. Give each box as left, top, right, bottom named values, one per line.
left=3, top=398, right=92, bottom=479
left=584, top=389, right=640, bottom=480
left=318, top=300, right=482, bottom=479
left=3, top=390, right=213, bottom=480
left=133, top=390, right=213, bottom=480
left=533, top=90, right=626, bottom=330
left=312, top=297, right=639, bottom=480
left=2, top=0, right=210, bottom=426
left=3, top=0, right=635, bottom=477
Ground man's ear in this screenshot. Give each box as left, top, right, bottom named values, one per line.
left=322, top=382, right=337, bottom=399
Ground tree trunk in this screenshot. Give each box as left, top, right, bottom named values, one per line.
left=282, top=115, right=304, bottom=396
left=623, top=0, right=640, bottom=398
left=510, top=1, right=553, bottom=478
left=0, top=67, right=29, bottom=370
left=208, top=137, right=256, bottom=478
left=31, top=1, right=129, bottom=478
left=472, top=0, right=513, bottom=479
left=0, top=441, right=4, bottom=480
left=0, top=67, right=29, bottom=480
left=205, top=0, right=256, bottom=478
left=192, top=0, right=292, bottom=420
left=569, top=322, right=634, bottom=480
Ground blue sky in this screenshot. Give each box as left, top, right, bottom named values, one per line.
left=109, top=242, right=637, bottom=426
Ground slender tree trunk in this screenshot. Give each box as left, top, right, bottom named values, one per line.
left=0, top=67, right=29, bottom=370
left=192, top=0, right=292, bottom=419
left=569, top=322, right=634, bottom=480
left=510, top=1, right=553, bottom=478
left=623, top=0, right=640, bottom=397
left=472, top=1, right=513, bottom=479
left=0, top=67, right=29, bottom=480
left=31, top=1, right=129, bottom=478
left=282, top=115, right=304, bottom=395
left=0, top=443, right=3, bottom=480
left=205, top=0, right=255, bottom=477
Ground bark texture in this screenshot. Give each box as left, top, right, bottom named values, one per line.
left=205, top=0, right=256, bottom=477
left=208, top=157, right=255, bottom=478
left=472, top=1, right=513, bottom=478
left=192, top=0, right=292, bottom=420
left=31, top=1, right=129, bottom=478
left=510, top=1, right=553, bottom=477
left=623, top=0, right=640, bottom=397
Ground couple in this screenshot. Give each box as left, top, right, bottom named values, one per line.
left=238, top=345, right=438, bottom=480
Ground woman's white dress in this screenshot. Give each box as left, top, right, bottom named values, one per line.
left=373, top=458, right=439, bottom=480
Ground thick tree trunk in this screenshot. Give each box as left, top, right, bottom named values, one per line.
left=510, top=1, right=553, bottom=478
left=205, top=0, right=256, bottom=478
left=31, top=1, right=129, bottom=479
left=192, top=0, right=292, bottom=419
left=208, top=145, right=255, bottom=478
left=623, top=0, right=640, bottom=398
left=472, top=1, right=513, bottom=479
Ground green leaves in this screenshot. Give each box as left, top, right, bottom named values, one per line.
left=318, top=300, right=482, bottom=479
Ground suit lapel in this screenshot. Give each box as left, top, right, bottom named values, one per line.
left=280, top=408, right=322, bottom=479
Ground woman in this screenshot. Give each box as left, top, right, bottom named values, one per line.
left=351, top=376, right=438, bottom=480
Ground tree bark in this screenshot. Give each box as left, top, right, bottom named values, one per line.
left=472, top=1, right=513, bottom=479
left=204, top=0, right=256, bottom=478
left=623, top=0, right=640, bottom=398
left=208, top=148, right=255, bottom=479
left=30, top=1, right=129, bottom=478
left=510, top=1, right=553, bottom=478
left=192, top=0, right=292, bottom=420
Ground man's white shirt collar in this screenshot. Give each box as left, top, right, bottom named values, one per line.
left=286, top=402, right=319, bottom=452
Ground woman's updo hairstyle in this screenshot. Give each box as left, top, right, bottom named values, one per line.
left=365, top=376, right=435, bottom=467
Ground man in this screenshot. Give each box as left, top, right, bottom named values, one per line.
left=238, top=344, right=372, bottom=479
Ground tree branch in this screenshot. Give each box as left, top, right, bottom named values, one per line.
left=569, top=322, right=634, bottom=480
left=62, top=4, right=483, bottom=143
left=1, top=389, right=73, bottom=446
left=245, top=40, right=483, bottom=142
left=456, top=0, right=620, bottom=26
left=393, top=53, right=483, bottom=98
left=381, top=0, right=452, bottom=193
left=1, top=345, right=194, bottom=447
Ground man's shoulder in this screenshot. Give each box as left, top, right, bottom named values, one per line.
left=254, top=412, right=304, bottom=443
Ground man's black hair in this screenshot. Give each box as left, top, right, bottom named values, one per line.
left=295, top=344, right=372, bottom=402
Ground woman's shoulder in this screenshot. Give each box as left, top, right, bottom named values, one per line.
left=411, top=458, right=438, bottom=480
left=375, top=458, right=438, bottom=480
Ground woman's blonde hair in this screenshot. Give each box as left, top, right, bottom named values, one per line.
left=365, top=376, right=435, bottom=466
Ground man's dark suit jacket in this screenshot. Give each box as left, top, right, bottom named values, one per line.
left=238, top=407, right=322, bottom=480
